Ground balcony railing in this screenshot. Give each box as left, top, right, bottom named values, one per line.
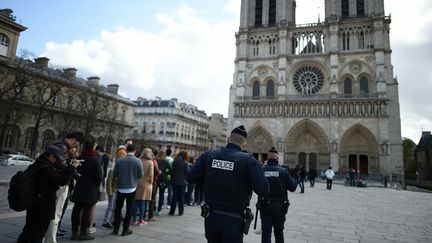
left=240, top=93, right=379, bottom=102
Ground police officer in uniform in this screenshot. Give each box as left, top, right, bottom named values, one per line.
left=259, top=146, right=297, bottom=243
left=187, top=125, right=269, bottom=243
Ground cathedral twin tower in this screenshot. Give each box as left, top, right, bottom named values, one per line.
left=227, top=0, right=403, bottom=178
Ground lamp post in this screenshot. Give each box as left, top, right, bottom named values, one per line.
left=396, top=165, right=406, bottom=190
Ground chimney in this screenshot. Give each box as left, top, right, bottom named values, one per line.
left=34, top=57, right=49, bottom=68
left=0, top=9, right=13, bottom=18
left=107, top=84, right=119, bottom=95
left=87, top=76, right=100, bottom=86
left=63, top=68, right=77, bottom=78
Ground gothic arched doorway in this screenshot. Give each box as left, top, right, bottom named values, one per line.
left=247, top=125, right=274, bottom=163
left=285, top=119, right=330, bottom=171
left=340, top=124, right=379, bottom=175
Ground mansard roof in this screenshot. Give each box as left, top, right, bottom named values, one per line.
left=416, top=132, right=432, bottom=152
left=14, top=57, right=135, bottom=106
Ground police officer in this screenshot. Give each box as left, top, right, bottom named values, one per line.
left=187, top=125, right=269, bottom=243
left=259, top=146, right=297, bottom=243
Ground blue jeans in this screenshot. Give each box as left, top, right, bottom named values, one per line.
left=132, top=200, right=148, bottom=221
left=185, top=183, right=195, bottom=205
left=103, top=192, right=116, bottom=224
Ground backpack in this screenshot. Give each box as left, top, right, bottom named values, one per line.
left=8, top=164, right=48, bottom=212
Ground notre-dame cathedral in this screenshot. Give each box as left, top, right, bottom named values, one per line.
left=227, top=0, right=403, bottom=178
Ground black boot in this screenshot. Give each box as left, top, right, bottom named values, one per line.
left=112, top=228, right=119, bottom=235
left=71, top=231, right=79, bottom=240
left=121, top=228, right=133, bottom=236
left=77, top=232, right=94, bottom=240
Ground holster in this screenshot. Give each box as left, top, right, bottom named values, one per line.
left=201, top=203, right=210, bottom=218
left=243, top=208, right=254, bottom=235
left=283, top=200, right=290, bottom=214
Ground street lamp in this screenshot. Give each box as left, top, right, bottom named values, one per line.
left=395, top=165, right=405, bottom=189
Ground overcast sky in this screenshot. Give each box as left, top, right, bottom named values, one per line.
left=2, top=0, right=432, bottom=143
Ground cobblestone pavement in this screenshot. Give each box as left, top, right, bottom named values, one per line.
left=0, top=182, right=431, bottom=243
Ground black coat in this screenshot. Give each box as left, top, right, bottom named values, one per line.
left=71, top=154, right=103, bottom=204
left=30, top=157, right=75, bottom=220
left=171, top=156, right=188, bottom=186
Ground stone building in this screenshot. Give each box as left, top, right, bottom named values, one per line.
left=133, top=97, right=209, bottom=158
left=227, top=0, right=403, bottom=177
left=0, top=9, right=135, bottom=156
left=208, top=113, right=228, bottom=148
left=415, top=131, right=432, bottom=180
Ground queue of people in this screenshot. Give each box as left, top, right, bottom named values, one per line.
left=15, top=126, right=341, bottom=243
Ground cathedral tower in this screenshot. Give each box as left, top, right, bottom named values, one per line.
left=228, top=0, right=402, bottom=180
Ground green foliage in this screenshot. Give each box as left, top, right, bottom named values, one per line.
left=403, top=138, right=417, bottom=175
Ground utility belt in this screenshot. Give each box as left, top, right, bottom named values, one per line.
left=201, top=203, right=254, bottom=235
left=258, top=198, right=290, bottom=215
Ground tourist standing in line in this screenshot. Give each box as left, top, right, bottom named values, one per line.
left=132, top=148, right=154, bottom=226
left=169, top=151, right=189, bottom=216
left=156, top=150, right=173, bottom=214
left=164, top=149, right=174, bottom=209
left=325, top=166, right=336, bottom=190
left=184, top=156, right=196, bottom=206
left=70, top=139, right=103, bottom=240
left=148, top=150, right=161, bottom=221
left=102, top=146, right=126, bottom=229
left=112, top=144, right=143, bottom=236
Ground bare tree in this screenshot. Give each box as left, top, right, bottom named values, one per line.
left=80, top=85, right=109, bottom=138
left=0, top=65, right=31, bottom=150
left=28, top=78, right=63, bottom=155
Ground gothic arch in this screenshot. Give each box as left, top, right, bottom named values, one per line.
left=247, top=64, right=277, bottom=83
left=339, top=59, right=374, bottom=80
left=340, top=124, right=378, bottom=155
left=247, top=125, right=275, bottom=154
left=284, top=119, right=330, bottom=169
left=339, top=124, right=379, bottom=174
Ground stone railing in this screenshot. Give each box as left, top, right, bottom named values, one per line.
left=233, top=94, right=388, bottom=118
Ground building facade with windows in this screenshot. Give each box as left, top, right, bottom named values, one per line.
left=416, top=131, right=432, bottom=181
left=227, top=0, right=403, bottom=178
left=208, top=113, right=228, bottom=149
left=133, top=97, right=209, bottom=158
left=0, top=9, right=135, bottom=156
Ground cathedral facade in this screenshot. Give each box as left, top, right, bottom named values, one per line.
left=227, top=0, right=403, bottom=177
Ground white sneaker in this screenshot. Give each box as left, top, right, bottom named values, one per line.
left=89, top=227, right=97, bottom=234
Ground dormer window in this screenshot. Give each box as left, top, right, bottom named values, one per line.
left=0, top=33, right=10, bottom=56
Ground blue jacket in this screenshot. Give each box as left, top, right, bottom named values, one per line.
left=187, top=143, right=269, bottom=213
left=263, top=159, right=297, bottom=201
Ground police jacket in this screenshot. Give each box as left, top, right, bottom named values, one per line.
left=263, top=159, right=297, bottom=202
left=187, top=143, right=269, bottom=214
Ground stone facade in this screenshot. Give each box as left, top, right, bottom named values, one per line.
left=0, top=9, right=135, bottom=156
left=208, top=113, right=228, bottom=148
left=227, top=0, right=403, bottom=177
left=133, top=97, right=209, bottom=158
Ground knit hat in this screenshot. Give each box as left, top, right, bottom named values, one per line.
left=268, top=146, right=278, bottom=154
left=231, top=125, right=247, bottom=139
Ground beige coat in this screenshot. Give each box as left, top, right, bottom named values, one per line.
left=135, top=158, right=154, bottom=200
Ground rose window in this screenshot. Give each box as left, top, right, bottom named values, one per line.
left=293, top=66, right=324, bottom=95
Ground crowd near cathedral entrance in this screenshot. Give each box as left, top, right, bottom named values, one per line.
left=227, top=0, right=403, bottom=177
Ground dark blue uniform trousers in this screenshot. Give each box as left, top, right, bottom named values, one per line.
left=261, top=202, right=286, bottom=243
left=205, top=212, right=243, bottom=243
